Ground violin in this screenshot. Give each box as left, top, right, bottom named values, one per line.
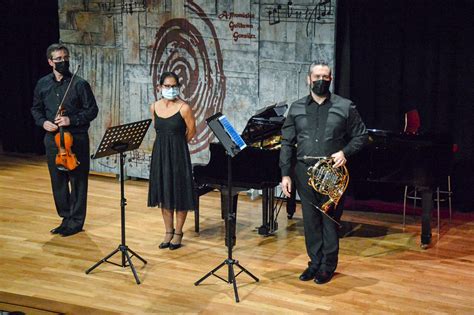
left=54, top=66, right=80, bottom=171
left=55, top=111, right=80, bottom=171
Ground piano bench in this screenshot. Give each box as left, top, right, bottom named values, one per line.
left=194, top=184, right=214, bottom=233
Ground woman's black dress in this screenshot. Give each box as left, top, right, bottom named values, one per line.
left=148, top=110, right=196, bottom=211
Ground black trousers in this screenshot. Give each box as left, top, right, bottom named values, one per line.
left=44, top=133, right=90, bottom=230
left=294, top=161, right=340, bottom=273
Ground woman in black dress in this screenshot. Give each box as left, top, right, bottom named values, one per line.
left=148, top=72, right=196, bottom=250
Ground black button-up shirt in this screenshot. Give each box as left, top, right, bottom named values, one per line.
left=31, top=72, right=98, bottom=134
left=279, top=93, right=369, bottom=177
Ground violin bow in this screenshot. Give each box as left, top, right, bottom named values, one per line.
left=55, top=65, right=81, bottom=118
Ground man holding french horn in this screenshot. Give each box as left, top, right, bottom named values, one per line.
left=280, top=61, right=368, bottom=284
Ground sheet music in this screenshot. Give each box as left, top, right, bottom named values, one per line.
left=218, top=115, right=247, bottom=150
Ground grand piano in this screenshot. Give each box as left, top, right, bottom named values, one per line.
left=349, top=129, right=453, bottom=248
left=194, top=105, right=453, bottom=248
left=193, top=103, right=288, bottom=236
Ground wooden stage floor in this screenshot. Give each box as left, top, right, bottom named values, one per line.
left=1, top=152, right=473, bottom=314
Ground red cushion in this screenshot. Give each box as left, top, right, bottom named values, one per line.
left=404, top=109, right=420, bottom=134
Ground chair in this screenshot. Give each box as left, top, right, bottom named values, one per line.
left=404, top=109, right=421, bottom=134
left=403, top=175, right=453, bottom=234
left=402, top=109, right=454, bottom=234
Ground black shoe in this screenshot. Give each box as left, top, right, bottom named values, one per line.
left=159, top=230, right=175, bottom=249
left=51, top=218, right=70, bottom=234
left=169, top=232, right=183, bottom=250
left=299, top=267, right=317, bottom=281
left=50, top=225, right=66, bottom=234
left=159, top=242, right=170, bottom=249
left=60, top=227, right=83, bottom=237
left=314, top=271, right=334, bottom=284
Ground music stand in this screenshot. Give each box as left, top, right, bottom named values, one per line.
left=194, top=113, right=259, bottom=303
left=85, top=119, right=151, bottom=284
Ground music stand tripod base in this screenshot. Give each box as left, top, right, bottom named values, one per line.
left=194, top=256, right=259, bottom=303
left=85, top=244, right=147, bottom=284
left=194, top=113, right=259, bottom=302
left=85, top=119, right=151, bottom=284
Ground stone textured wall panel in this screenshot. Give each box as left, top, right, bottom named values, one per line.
left=58, top=0, right=336, bottom=178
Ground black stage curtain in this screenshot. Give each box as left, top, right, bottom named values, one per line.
left=0, top=0, right=59, bottom=154
left=335, top=0, right=474, bottom=211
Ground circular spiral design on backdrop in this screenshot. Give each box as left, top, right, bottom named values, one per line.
left=150, top=2, right=226, bottom=154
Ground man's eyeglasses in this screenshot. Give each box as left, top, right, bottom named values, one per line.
left=51, top=56, right=70, bottom=62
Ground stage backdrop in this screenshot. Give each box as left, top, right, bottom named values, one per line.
left=58, top=0, right=336, bottom=178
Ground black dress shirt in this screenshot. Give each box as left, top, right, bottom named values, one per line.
left=31, top=72, right=98, bottom=134
left=279, top=93, right=368, bottom=177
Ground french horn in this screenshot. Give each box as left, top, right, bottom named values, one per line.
left=305, top=156, right=349, bottom=218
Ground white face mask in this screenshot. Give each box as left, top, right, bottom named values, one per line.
left=162, top=87, right=179, bottom=100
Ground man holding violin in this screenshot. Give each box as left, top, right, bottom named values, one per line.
left=31, top=43, right=98, bottom=237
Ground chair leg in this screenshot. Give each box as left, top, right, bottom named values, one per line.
left=413, top=188, right=418, bottom=222
left=413, top=187, right=418, bottom=209
left=447, top=175, right=452, bottom=223
left=403, top=186, right=408, bottom=228
left=437, top=187, right=440, bottom=235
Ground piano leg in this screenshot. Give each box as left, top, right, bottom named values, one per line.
left=269, top=188, right=277, bottom=233
left=259, top=189, right=269, bottom=235
left=258, top=188, right=278, bottom=236
left=420, top=187, right=433, bottom=249
left=195, top=195, right=200, bottom=233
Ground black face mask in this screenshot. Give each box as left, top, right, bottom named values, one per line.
left=54, top=60, right=70, bottom=75
left=312, top=79, right=331, bottom=96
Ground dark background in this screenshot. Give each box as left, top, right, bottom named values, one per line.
left=0, top=0, right=59, bottom=154
left=335, top=0, right=473, bottom=211
left=0, top=0, right=472, bottom=211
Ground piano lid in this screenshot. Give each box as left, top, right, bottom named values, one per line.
left=350, top=128, right=453, bottom=187
left=367, top=128, right=452, bottom=146
left=241, top=102, right=288, bottom=143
